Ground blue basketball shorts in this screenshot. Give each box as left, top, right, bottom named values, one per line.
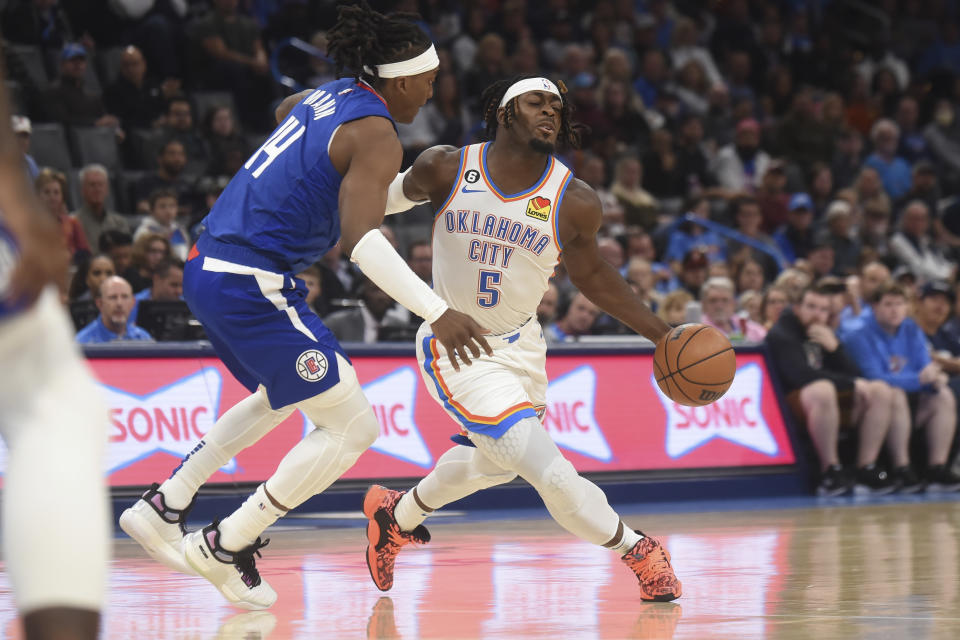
left=183, top=250, right=346, bottom=409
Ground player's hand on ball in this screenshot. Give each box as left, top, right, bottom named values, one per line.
left=431, top=309, right=493, bottom=371
left=653, top=323, right=736, bottom=406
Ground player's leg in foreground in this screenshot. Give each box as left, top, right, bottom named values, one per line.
left=181, top=353, right=381, bottom=609
left=0, top=291, right=111, bottom=639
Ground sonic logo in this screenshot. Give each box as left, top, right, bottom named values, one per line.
left=101, top=368, right=235, bottom=473
left=543, top=365, right=612, bottom=461
left=525, top=196, right=551, bottom=221
left=653, top=362, right=778, bottom=458
left=302, top=366, right=432, bottom=467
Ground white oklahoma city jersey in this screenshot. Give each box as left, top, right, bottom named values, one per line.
left=432, top=142, right=573, bottom=334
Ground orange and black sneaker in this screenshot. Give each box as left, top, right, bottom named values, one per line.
left=363, top=485, right=430, bottom=591
left=621, top=532, right=682, bottom=601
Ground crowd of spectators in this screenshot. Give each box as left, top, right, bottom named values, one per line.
left=6, top=1, right=960, bottom=489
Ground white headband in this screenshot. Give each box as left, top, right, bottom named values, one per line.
left=499, top=77, right=561, bottom=108
left=363, top=44, right=439, bottom=78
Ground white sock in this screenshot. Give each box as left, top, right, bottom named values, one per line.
left=218, top=484, right=286, bottom=552
left=394, top=490, right=430, bottom=532
left=159, top=439, right=230, bottom=510
left=610, top=527, right=643, bottom=555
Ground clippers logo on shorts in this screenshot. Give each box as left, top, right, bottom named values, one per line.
left=102, top=368, right=236, bottom=474
left=653, top=363, right=777, bottom=458
left=525, top=196, right=551, bottom=221
left=302, top=366, right=433, bottom=467
left=543, top=365, right=612, bottom=461
left=297, top=350, right=329, bottom=382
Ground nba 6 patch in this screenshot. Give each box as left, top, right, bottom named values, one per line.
left=296, top=349, right=329, bottom=382
left=525, top=196, right=551, bottom=221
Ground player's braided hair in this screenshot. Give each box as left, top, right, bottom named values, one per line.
left=480, top=74, right=582, bottom=149
left=326, top=1, right=432, bottom=84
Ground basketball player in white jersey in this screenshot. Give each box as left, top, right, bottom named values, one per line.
left=0, top=58, right=109, bottom=638
left=362, top=75, right=682, bottom=601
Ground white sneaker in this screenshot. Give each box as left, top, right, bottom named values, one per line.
left=119, top=483, right=197, bottom=575
left=184, top=522, right=277, bottom=610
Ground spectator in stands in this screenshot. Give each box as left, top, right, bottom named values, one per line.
left=42, top=43, right=121, bottom=130
left=188, top=0, right=273, bottom=131
left=595, top=80, right=650, bottom=159
left=103, top=45, right=175, bottom=130
left=576, top=153, right=622, bottom=230
left=134, top=188, right=189, bottom=260
left=324, top=275, right=409, bottom=344
left=545, top=292, right=600, bottom=342
left=295, top=265, right=322, bottom=313
left=125, top=232, right=171, bottom=293
left=654, top=289, right=689, bottom=328
left=776, top=89, right=833, bottom=174
left=1, top=0, right=78, bottom=61
left=924, top=100, right=960, bottom=190
left=756, top=160, right=790, bottom=233
left=841, top=261, right=891, bottom=328
left=821, top=201, right=859, bottom=276
left=914, top=282, right=960, bottom=379
left=859, top=198, right=893, bottom=257
left=641, top=128, right=686, bottom=205
left=854, top=166, right=891, bottom=214
left=463, top=33, right=508, bottom=110
left=733, top=258, right=765, bottom=295
left=773, top=192, right=816, bottom=264
left=832, top=128, right=866, bottom=190
left=536, top=282, right=559, bottom=327
left=865, top=119, right=912, bottom=201
left=765, top=283, right=901, bottom=495
left=841, top=282, right=960, bottom=491
left=203, top=104, right=247, bottom=177
left=35, top=167, right=88, bottom=263
left=610, top=156, right=658, bottom=231
left=725, top=194, right=781, bottom=281
left=130, top=257, right=184, bottom=325
left=98, top=229, right=133, bottom=276
left=678, top=248, right=710, bottom=298
left=808, top=162, right=834, bottom=219
left=161, top=96, right=209, bottom=177
left=664, top=197, right=725, bottom=270
left=132, top=138, right=195, bottom=216
left=699, top=276, right=766, bottom=342
left=889, top=200, right=954, bottom=284
left=675, top=114, right=713, bottom=195
left=76, top=275, right=153, bottom=343
left=11, top=115, right=37, bottom=179
left=70, top=164, right=128, bottom=252
left=625, top=257, right=661, bottom=312
left=760, top=285, right=790, bottom=330
left=803, top=231, right=837, bottom=280
left=895, top=96, right=928, bottom=164
left=713, top=118, right=771, bottom=193
left=406, top=239, right=432, bottom=285
left=68, top=253, right=115, bottom=303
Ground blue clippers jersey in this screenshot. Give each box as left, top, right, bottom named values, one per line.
left=200, top=78, right=394, bottom=273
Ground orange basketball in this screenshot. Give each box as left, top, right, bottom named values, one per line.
left=653, top=323, right=736, bottom=407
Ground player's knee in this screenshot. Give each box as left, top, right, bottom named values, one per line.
left=345, top=405, right=380, bottom=451
left=536, top=457, right=586, bottom=514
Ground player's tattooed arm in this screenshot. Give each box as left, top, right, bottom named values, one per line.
left=558, top=179, right=671, bottom=343
left=403, top=145, right=461, bottom=204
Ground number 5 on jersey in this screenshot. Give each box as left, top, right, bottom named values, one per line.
left=477, top=269, right=502, bottom=308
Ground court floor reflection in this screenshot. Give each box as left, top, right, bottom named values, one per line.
left=0, top=498, right=958, bottom=639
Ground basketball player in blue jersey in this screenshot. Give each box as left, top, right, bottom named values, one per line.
left=0, top=58, right=110, bottom=638
left=119, top=4, right=491, bottom=610
left=361, top=75, right=682, bottom=601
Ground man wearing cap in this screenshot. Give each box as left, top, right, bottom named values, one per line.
left=42, top=43, right=120, bottom=129
left=774, top=192, right=817, bottom=264
left=713, top=117, right=772, bottom=193
left=11, top=115, right=37, bottom=180
left=842, top=281, right=960, bottom=492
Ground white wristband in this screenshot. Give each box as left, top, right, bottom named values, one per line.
left=350, top=229, right=448, bottom=323
left=385, top=168, right=427, bottom=215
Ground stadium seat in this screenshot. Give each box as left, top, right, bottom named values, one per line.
left=71, top=126, right=121, bottom=172
left=30, top=122, right=73, bottom=172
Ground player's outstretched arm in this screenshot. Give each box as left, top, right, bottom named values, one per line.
left=559, top=179, right=671, bottom=343
left=383, top=145, right=459, bottom=215
left=0, top=54, right=67, bottom=304
left=335, top=119, right=491, bottom=368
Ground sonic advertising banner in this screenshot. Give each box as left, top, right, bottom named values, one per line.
left=0, top=351, right=795, bottom=486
